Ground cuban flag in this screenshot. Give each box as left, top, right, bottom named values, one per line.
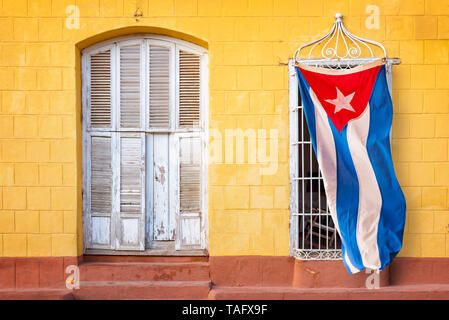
left=295, top=60, right=406, bottom=274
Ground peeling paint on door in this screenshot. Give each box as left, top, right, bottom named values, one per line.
left=153, top=134, right=171, bottom=241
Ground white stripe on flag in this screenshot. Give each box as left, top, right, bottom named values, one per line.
left=347, top=104, right=382, bottom=269
left=310, top=88, right=360, bottom=274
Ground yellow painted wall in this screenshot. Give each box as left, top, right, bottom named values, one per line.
left=0, top=0, right=448, bottom=258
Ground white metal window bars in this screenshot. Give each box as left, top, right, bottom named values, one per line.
left=289, top=13, right=400, bottom=260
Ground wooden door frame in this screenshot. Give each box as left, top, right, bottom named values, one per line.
left=81, top=34, right=209, bottom=256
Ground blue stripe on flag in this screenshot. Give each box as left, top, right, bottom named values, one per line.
left=329, top=122, right=365, bottom=272
left=366, top=66, right=406, bottom=270
left=296, top=66, right=364, bottom=272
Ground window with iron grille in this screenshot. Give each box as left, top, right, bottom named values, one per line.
left=289, top=63, right=342, bottom=260
left=288, top=59, right=394, bottom=260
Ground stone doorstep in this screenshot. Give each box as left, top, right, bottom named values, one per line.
left=0, top=281, right=213, bottom=300
left=0, top=289, right=74, bottom=300
left=79, top=261, right=211, bottom=282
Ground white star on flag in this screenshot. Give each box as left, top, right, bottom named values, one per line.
left=325, top=87, right=356, bottom=114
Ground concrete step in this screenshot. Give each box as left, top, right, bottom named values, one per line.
left=79, top=261, right=210, bottom=282
left=0, top=289, right=74, bottom=300
left=82, top=255, right=208, bottom=263
left=73, top=280, right=212, bottom=300
left=209, top=284, right=449, bottom=300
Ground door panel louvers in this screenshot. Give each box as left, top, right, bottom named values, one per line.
left=90, top=50, right=111, bottom=128
left=89, top=135, right=113, bottom=249
left=117, top=133, right=145, bottom=250
left=149, top=45, right=170, bottom=128
left=120, top=135, right=143, bottom=214
left=180, top=165, right=201, bottom=212
left=179, top=51, right=201, bottom=128
left=179, top=136, right=201, bottom=213
left=176, top=134, right=203, bottom=249
left=120, top=44, right=141, bottom=128
left=91, top=136, right=113, bottom=214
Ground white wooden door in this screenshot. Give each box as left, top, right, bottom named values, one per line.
left=83, top=36, right=208, bottom=253
left=175, top=133, right=204, bottom=250
left=86, top=132, right=115, bottom=249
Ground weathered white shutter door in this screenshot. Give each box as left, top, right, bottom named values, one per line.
left=146, top=41, right=175, bottom=241
left=175, top=134, right=203, bottom=250
left=116, top=40, right=146, bottom=250
left=178, top=50, right=201, bottom=128
left=116, top=133, right=146, bottom=250
left=85, top=48, right=115, bottom=249
left=148, top=41, right=174, bottom=129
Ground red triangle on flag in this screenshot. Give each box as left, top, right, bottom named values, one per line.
left=298, top=63, right=382, bottom=132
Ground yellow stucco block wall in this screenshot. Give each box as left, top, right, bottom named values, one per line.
left=0, top=0, right=448, bottom=258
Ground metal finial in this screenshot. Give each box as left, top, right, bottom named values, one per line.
left=294, top=13, right=387, bottom=66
